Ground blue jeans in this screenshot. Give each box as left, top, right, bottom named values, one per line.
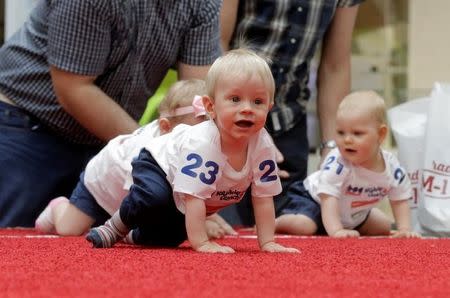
left=0, top=102, right=101, bottom=227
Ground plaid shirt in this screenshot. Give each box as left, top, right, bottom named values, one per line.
left=231, top=0, right=364, bottom=135
left=0, top=0, right=221, bottom=145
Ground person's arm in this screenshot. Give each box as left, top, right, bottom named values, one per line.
left=50, top=66, right=139, bottom=141
left=177, top=62, right=211, bottom=80
left=389, top=199, right=420, bottom=238
left=320, top=194, right=359, bottom=238
left=316, top=5, right=359, bottom=158
left=184, top=195, right=235, bottom=253
left=220, top=0, right=239, bottom=51
left=252, top=196, right=299, bottom=253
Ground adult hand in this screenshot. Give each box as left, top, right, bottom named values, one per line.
left=318, top=147, right=333, bottom=169
left=274, top=144, right=290, bottom=179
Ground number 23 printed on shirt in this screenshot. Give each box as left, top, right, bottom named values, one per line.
left=181, top=153, right=277, bottom=185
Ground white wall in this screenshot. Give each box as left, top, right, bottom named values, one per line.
left=408, top=0, right=450, bottom=97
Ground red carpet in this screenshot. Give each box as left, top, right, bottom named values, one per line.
left=1, top=228, right=449, bottom=297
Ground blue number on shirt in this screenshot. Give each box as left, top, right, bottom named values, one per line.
left=200, top=161, right=219, bottom=185
left=181, top=153, right=202, bottom=178
left=259, top=160, right=277, bottom=182
left=181, top=153, right=219, bottom=185
left=394, top=168, right=405, bottom=184
left=323, top=156, right=343, bottom=175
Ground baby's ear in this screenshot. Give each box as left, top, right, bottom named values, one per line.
left=202, top=95, right=215, bottom=119
left=158, top=118, right=172, bottom=135
left=378, top=124, right=388, bottom=143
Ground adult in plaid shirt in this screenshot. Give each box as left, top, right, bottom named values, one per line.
left=0, top=0, right=222, bottom=227
left=219, top=0, right=364, bottom=226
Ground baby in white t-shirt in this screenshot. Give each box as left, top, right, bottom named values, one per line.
left=34, top=79, right=237, bottom=237
left=276, top=91, right=420, bottom=238
left=86, top=49, right=299, bottom=253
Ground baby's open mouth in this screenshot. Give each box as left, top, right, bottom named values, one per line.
left=235, top=120, right=254, bottom=128
left=345, top=148, right=357, bottom=153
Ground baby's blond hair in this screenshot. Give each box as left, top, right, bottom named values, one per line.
left=338, top=90, right=387, bottom=124
left=158, top=79, right=206, bottom=117
left=205, top=48, right=275, bottom=103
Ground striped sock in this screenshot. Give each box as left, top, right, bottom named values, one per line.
left=86, top=211, right=129, bottom=248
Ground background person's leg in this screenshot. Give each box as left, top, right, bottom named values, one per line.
left=0, top=102, right=100, bottom=227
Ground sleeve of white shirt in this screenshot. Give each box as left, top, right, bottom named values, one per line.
left=250, top=130, right=282, bottom=198
left=386, top=154, right=413, bottom=201
left=316, top=149, right=350, bottom=198
left=172, top=125, right=226, bottom=200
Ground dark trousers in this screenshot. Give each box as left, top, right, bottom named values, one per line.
left=0, top=101, right=100, bottom=227
left=120, top=149, right=187, bottom=247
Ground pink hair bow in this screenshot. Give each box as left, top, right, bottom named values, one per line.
left=159, top=95, right=206, bottom=118
left=191, top=95, right=206, bottom=117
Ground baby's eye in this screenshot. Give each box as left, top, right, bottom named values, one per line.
left=336, top=130, right=344, bottom=136
left=231, top=96, right=240, bottom=102
left=353, top=131, right=364, bottom=136
left=254, top=98, right=263, bottom=105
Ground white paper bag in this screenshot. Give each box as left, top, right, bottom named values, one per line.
left=419, top=83, right=450, bottom=236
left=388, top=97, right=430, bottom=233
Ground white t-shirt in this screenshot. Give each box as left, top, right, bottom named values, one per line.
left=84, top=120, right=160, bottom=215
left=144, top=120, right=282, bottom=215
left=304, top=148, right=412, bottom=228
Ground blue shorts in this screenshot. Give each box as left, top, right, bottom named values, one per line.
left=280, top=180, right=326, bottom=234
left=69, top=172, right=110, bottom=227
left=280, top=181, right=370, bottom=235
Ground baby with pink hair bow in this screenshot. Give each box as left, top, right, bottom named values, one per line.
left=35, top=79, right=237, bottom=239
left=159, top=95, right=205, bottom=119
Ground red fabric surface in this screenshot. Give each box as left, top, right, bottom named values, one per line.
left=1, top=228, right=449, bottom=297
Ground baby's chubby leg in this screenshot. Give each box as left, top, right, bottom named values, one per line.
left=275, top=214, right=318, bottom=235
left=35, top=197, right=95, bottom=236
left=35, top=196, right=68, bottom=234
left=275, top=181, right=320, bottom=236
left=357, top=208, right=391, bottom=236
left=205, top=213, right=238, bottom=239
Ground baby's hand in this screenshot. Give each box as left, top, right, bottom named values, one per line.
left=391, top=230, right=421, bottom=238
left=195, top=240, right=235, bottom=253
left=261, top=241, right=299, bottom=253
left=331, top=229, right=360, bottom=238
